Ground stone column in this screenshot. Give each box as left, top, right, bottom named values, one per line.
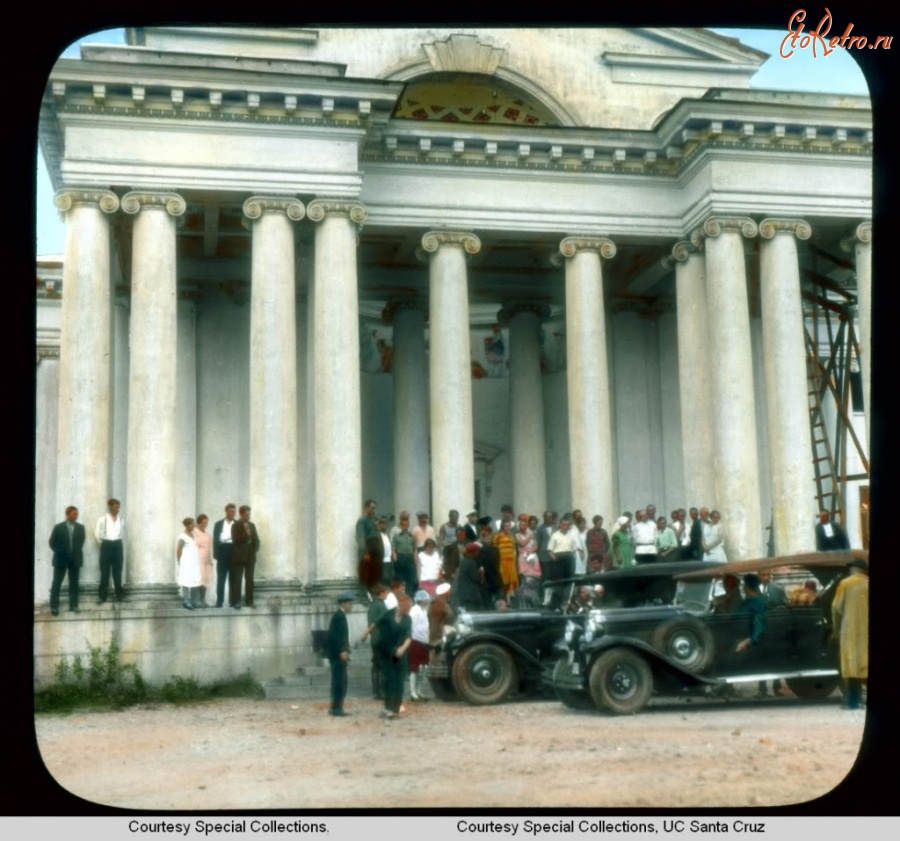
left=54, top=189, right=119, bottom=588
left=122, top=191, right=185, bottom=590
left=844, top=221, right=872, bottom=451
left=698, top=217, right=762, bottom=560
left=384, top=300, right=430, bottom=517
left=420, top=231, right=481, bottom=522
left=672, top=239, right=716, bottom=509
left=243, top=196, right=305, bottom=585
left=175, top=289, right=200, bottom=525
left=758, top=219, right=817, bottom=555
left=559, top=236, right=617, bottom=519
left=498, top=302, right=550, bottom=516
left=308, top=199, right=366, bottom=590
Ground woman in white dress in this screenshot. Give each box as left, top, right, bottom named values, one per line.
left=702, top=510, right=728, bottom=564
left=176, top=517, right=203, bottom=609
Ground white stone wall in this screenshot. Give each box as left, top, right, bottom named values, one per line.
left=35, top=358, right=60, bottom=605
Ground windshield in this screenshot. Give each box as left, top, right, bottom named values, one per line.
left=673, top=579, right=713, bottom=612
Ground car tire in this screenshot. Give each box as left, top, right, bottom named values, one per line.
left=451, top=642, right=516, bottom=705
left=785, top=676, right=841, bottom=699
left=650, top=617, right=715, bottom=673
left=552, top=656, right=594, bottom=710
left=427, top=676, right=457, bottom=702
left=588, top=648, right=653, bottom=715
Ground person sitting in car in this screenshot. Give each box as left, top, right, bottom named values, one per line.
left=735, top=574, right=767, bottom=652
left=714, top=573, right=745, bottom=614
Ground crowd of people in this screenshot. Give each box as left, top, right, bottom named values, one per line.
left=354, top=501, right=742, bottom=614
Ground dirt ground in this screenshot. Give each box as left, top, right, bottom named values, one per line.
left=35, top=689, right=865, bottom=811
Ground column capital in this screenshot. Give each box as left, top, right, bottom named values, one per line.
left=55, top=188, right=119, bottom=215
left=497, top=301, right=551, bottom=326
left=420, top=230, right=481, bottom=256
left=841, top=220, right=872, bottom=252
left=121, top=191, right=186, bottom=217
left=759, top=218, right=812, bottom=240
left=242, top=195, right=305, bottom=222
left=307, top=199, right=367, bottom=225
left=698, top=216, right=757, bottom=240
left=672, top=239, right=703, bottom=262
left=382, top=298, right=427, bottom=325
left=559, top=236, right=616, bottom=260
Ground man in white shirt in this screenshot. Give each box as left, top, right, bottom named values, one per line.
left=632, top=508, right=659, bottom=564
left=95, top=498, right=125, bottom=603
left=546, top=514, right=580, bottom=607
left=212, top=503, right=238, bottom=608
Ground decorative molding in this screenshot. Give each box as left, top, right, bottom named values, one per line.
left=55, top=188, right=119, bottom=215
left=121, top=191, right=186, bottom=217
left=242, top=196, right=305, bottom=222
left=700, top=216, right=758, bottom=239
left=758, top=218, right=812, bottom=240
left=382, top=298, right=426, bottom=325
left=306, top=199, right=366, bottom=225
left=559, top=236, right=616, bottom=260
left=496, top=301, right=551, bottom=325
left=36, top=347, right=61, bottom=363
left=840, top=220, right=872, bottom=253
left=671, top=240, right=702, bottom=262
left=422, top=33, right=506, bottom=75
left=420, top=231, right=481, bottom=256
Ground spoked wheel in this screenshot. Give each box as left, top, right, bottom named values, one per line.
left=588, top=648, right=653, bottom=715
left=451, top=643, right=515, bottom=705
left=650, top=617, right=715, bottom=673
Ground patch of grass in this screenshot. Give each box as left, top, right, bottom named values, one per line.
left=36, top=638, right=264, bottom=714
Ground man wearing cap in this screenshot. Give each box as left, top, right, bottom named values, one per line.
left=327, top=591, right=355, bottom=716
left=365, top=594, right=413, bottom=719
left=832, top=559, right=868, bottom=710
left=412, top=511, right=436, bottom=554
left=438, top=510, right=461, bottom=582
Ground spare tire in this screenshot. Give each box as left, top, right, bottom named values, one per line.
left=650, top=617, right=715, bottom=673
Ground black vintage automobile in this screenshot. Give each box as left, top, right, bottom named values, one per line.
left=427, top=561, right=714, bottom=705
left=547, top=551, right=865, bottom=715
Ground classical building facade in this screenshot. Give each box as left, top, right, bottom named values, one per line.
left=35, top=27, right=872, bottom=684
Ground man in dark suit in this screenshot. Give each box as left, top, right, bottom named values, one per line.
left=758, top=568, right=788, bottom=697
left=212, top=503, right=238, bottom=608
left=327, top=591, right=354, bottom=716
left=48, top=506, right=85, bottom=616
left=230, top=505, right=260, bottom=608
left=816, top=511, right=850, bottom=552
left=685, top=507, right=704, bottom=560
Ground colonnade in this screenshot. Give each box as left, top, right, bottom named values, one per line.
left=51, top=188, right=872, bottom=595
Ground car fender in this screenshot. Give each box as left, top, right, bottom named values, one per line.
left=582, top=635, right=719, bottom=687
left=447, top=632, right=543, bottom=670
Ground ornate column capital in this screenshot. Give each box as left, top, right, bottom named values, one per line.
left=307, top=199, right=367, bottom=226
left=758, top=218, right=812, bottom=240
left=382, top=298, right=427, bottom=325
left=559, top=236, right=616, bottom=260
left=55, top=188, right=119, bottom=215
left=698, top=216, right=758, bottom=240
left=841, top=220, right=872, bottom=252
left=497, top=301, right=551, bottom=326
left=671, top=239, right=703, bottom=262
left=242, top=195, right=305, bottom=222
left=419, top=230, right=481, bottom=257
left=121, top=191, right=186, bottom=217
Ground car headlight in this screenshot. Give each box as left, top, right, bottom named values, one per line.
left=441, top=625, right=456, bottom=644
left=456, top=611, right=473, bottom=636
left=564, top=620, right=576, bottom=644
left=584, top=616, right=596, bottom=643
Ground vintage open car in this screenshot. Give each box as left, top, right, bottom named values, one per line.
left=546, top=551, right=866, bottom=715
left=426, top=561, right=714, bottom=705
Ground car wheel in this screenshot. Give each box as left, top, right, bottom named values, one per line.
left=786, top=676, right=841, bottom=699
left=650, top=617, right=715, bottom=673
left=451, top=643, right=516, bottom=705
left=427, top=676, right=457, bottom=702
left=588, top=648, right=653, bottom=715
left=552, top=656, right=594, bottom=710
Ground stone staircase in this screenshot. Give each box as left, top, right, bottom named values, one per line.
left=262, top=661, right=375, bottom=700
